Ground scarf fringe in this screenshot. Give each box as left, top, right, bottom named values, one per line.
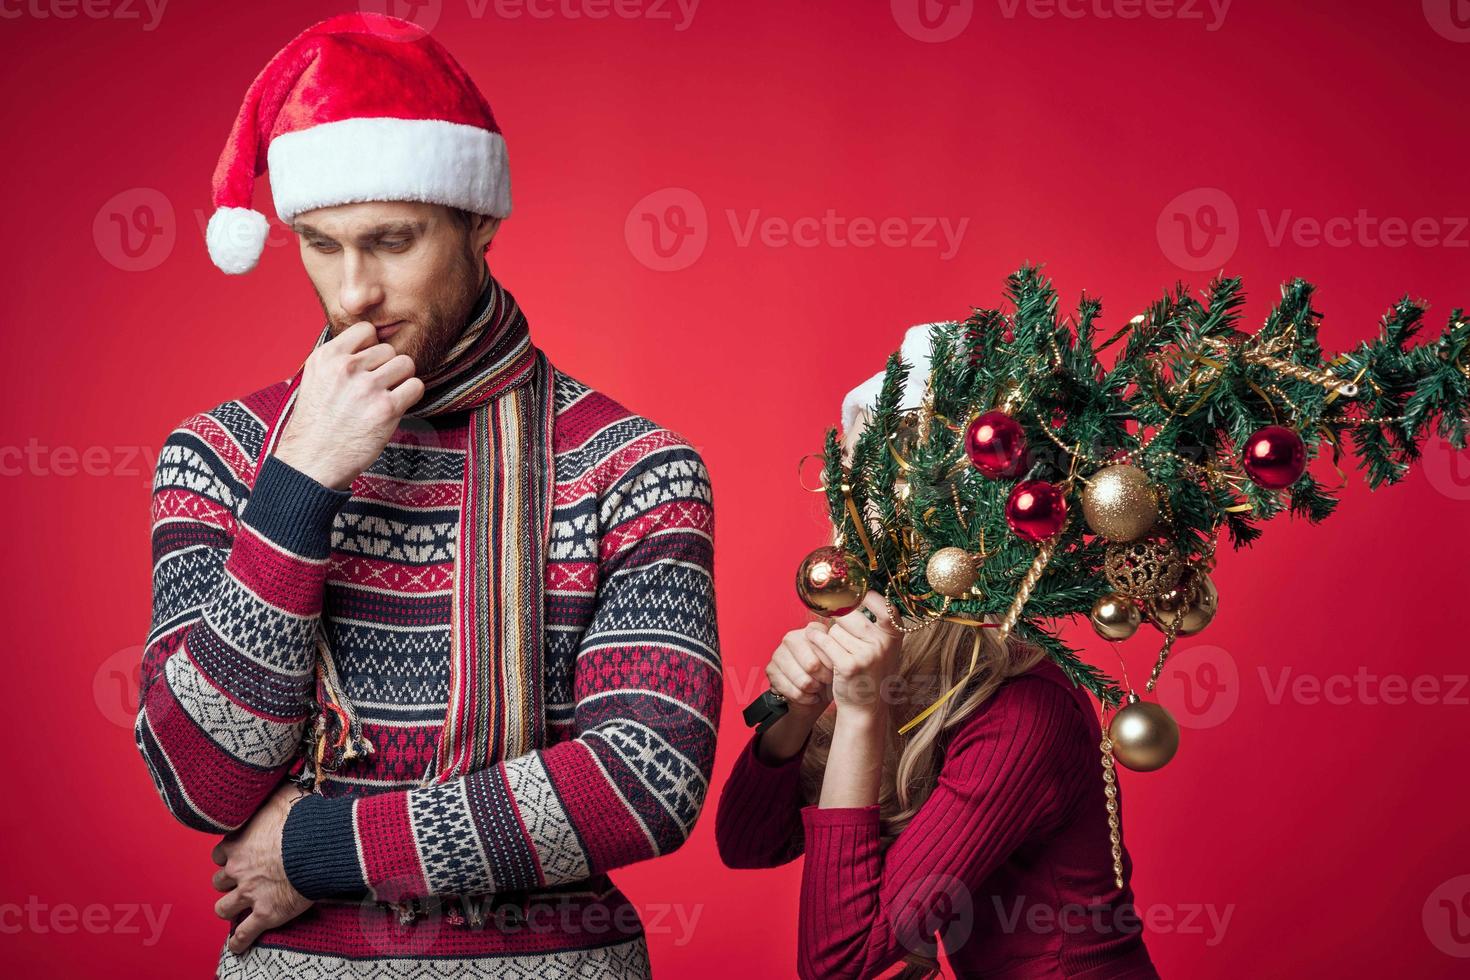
left=302, top=630, right=375, bottom=791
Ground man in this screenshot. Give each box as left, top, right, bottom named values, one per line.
left=135, top=13, right=721, bottom=978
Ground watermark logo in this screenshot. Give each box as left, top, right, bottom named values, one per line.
left=359, top=0, right=444, bottom=36
left=1424, top=0, right=1470, bottom=42
left=0, top=898, right=170, bottom=946
left=892, top=0, right=974, bottom=42
left=1424, top=874, right=1470, bottom=958
left=0, top=0, right=168, bottom=31
left=1258, top=666, right=1469, bottom=707
left=998, top=0, right=1230, bottom=30
left=889, top=874, right=974, bottom=956
left=487, top=0, right=700, bottom=30
left=94, top=644, right=144, bottom=730
left=626, top=188, right=972, bottom=271
left=0, top=440, right=159, bottom=480
left=1160, top=187, right=1469, bottom=270
left=1420, top=432, right=1470, bottom=502
left=626, top=188, right=709, bottom=272
left=992, top=896, right=1232, bottom=946
left=94, top=188, right=175, bottom=273
left=1153, top=644, right=1239, bottom=730
left=1156, top=187, right=1239, bottom=272
left=1258, top=209, right=1469, bottom=250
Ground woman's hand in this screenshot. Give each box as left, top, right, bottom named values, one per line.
left=753, top=620, right=839, bottom=764
left=765, top=622, right=838, bottom=718
left=811, top=592, right=902, bottom=808
left=806, top=591, right=902, bottom=722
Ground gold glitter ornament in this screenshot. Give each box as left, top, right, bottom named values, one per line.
left=1103, top=536, right=1185, bottom=600
left=1090, top=593, right=1142, bottom=641
left=1081, top=464, right=1160, bottom=542
left=925, top=547, right=978, bottom=598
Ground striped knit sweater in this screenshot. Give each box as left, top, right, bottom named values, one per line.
left=137, top=352, right=720, bottom=977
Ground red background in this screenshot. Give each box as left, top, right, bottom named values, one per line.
left=3, top=1, right=1469, bottom=976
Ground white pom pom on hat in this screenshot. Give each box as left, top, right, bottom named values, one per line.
left=205, top=12, right=512, bottom=274
left=205, top=207, right=270, bottom=275
left=840, top=322, right=956, bottom=434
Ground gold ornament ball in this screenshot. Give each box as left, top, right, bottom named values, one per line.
left=925, top=547, right=978, bottom=598
left=1109, top=699, right=1180, bottom=772
left=1103, top=536, right=1185, bottom=600
left=1146, top=570, right=1219, bottom=636
left=796, top=546, right=869, bottom=617
left=1081, top=464, right=1160, bottom=542
left=1090, top=593, right=1141, bottom=641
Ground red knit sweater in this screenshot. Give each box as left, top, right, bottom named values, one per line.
left=715, top=659, right=1159, bottom=979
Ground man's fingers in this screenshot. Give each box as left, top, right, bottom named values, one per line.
left=371, top=352, right=417, bottom=388
left=388, top=376, right=426, bottom=415
left=227, top=911, right=270, bottom=955
left=331, top=321, right=380, bottom=354
left=352, top=341, right=399, bottom=372
left=211, top=841, right=228, bottom=866
left=215, top=888, right=250, bottom=922
left=211, top=868, right=237, bottom=892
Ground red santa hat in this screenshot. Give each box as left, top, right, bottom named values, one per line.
left=206, top=12, right=511, bottom=274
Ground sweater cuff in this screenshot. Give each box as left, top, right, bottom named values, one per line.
left=801, top=803, right=882, bottom=829
left=242, top=455, right=353, bottom=560
left=282, top=794, right=369, bottom=901
left=749, top=728, right=811, bottom=771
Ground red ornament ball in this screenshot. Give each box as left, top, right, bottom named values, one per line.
left=1242, top=425, right=1306, bottom=489
left=1006, top=480, right=1069, bottom=542
left=964, top=410, right=1028, bottom=479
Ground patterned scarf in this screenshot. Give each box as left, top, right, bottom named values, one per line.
left=251, top=272, right=556, bottom=788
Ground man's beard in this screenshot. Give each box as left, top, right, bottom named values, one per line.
left=318, top=249, right=485, bottom=381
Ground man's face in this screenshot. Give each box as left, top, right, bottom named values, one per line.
left=292, top=201, right=500, bottom=378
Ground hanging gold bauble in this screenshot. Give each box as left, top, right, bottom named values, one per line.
left=1108, top=697, right=1180, bottom=772
left=891, top=412, right=923, bottom=503
left=796, top=546, right=868, bottom=617
left=1090, top=593, right=1142, bottom=641
left=1080, top=464, right=1159, bottom=542
left=892, top=410, right=924, bottom=460
left=1146, top=569, right=1219, bottom=636
left=1103, top=536, right=1185, bottom=600
left=925, top=546, right=978, bottom=598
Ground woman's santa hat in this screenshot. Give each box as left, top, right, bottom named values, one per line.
left=205, top=12, right=511, bottom=274
left=840, top=322, right=955, bottom=433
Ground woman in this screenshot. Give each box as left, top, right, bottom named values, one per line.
left=714, top=341, right=1160, bottom=979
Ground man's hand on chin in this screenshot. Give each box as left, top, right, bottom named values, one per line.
left=211, top=781, right=315, bottom=955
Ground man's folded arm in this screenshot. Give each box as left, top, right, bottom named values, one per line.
left=279, top=439, right=722, bottom=903
left=135, top=415, right=352, bottom=834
